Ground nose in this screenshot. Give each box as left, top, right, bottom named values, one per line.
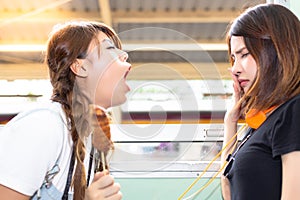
left=119, top=50, right=128, bottom=62
left=231, top=60, right=242, bottom=76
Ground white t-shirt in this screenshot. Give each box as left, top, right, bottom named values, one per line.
left=0, top=101, right=93, bottom=196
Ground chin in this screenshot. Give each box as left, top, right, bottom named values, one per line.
left=111, top=97, right=127, bottom=107
left=243, top=87, right=249, bottom=93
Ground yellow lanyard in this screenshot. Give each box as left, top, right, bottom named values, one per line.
left=178, top=124, right=247, bottom=200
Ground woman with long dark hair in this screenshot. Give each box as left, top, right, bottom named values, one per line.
left=221, top=4, right=300, bottom=200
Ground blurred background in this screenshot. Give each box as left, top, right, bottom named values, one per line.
left=0, top=0, right=270, bottom=124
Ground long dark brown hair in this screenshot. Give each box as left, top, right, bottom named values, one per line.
left=45, top=21, right=121, bottom=200
left=226, top=4, right=300, bottom=114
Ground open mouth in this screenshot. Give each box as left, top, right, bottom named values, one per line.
left=124, top=66, right=131, bottom=79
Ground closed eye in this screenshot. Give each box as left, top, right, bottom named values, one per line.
left=106, top=46, right=116, bottom=50
left=102, top=39, right=116, bottom=50
left=241, top=52, right=250, bottom=58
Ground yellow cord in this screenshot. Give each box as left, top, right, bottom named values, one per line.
left=182, top=161, right=229, bottom=200
left=178, top=124, right=247, bottom=200
left=182, top=136, right=240, bottom=200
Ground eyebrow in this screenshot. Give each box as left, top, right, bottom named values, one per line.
left=101, top=38, right=113, bottom=44
left=232, top=46, right=247, bottom=56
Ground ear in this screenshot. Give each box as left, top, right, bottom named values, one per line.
left=70, top=59, right=88, bottom=77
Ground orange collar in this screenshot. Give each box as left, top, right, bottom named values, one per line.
left=245, top=106, right=277, bottom=129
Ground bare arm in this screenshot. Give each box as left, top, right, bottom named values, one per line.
left=0, top=172, right=122, bottom=200
left=281, top=151, right=300, bottom=200
left=221, top=113, right=238, bottom=200
left=221, top=71, right=242, bottom=200
left=0, top=185, right=30, bottom=200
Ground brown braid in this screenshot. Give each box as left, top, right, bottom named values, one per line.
left=46, top=22, right=95, bottom=200
left=45, top=21, right=122, bottom=200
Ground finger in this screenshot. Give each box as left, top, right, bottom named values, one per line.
left=233, top=83, right=241, bottom=97
left=228, top=69, right=241, bottom=92
left=231, top=74, right=239, bottom=86
left=102, top=183, right=121, bottom=198
left=228, top=68, right=238, bottom=83
left=95, top=174, right=115, bottom=189
left=106, top=191, right=123, bottom=200
left=93, top=170, right=109, bottom=182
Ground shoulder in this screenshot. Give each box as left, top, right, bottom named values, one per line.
left=282, top=94, right=300, bottom=110
left=0, top=101, right=69, bottom=159
left=0, top=101, right=70, bottom=195
left=10, top=101, right=67, bottom=123
left=5, top=101, right=68, bottom=132
left=270, top=94, right=300, bottom=157
left=271, top=94, right=300, bottom=120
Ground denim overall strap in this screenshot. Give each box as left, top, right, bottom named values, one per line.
left=86, top=146, right=94, bottom=186
left=31, top=140, right=74, bottom=199
left=62, top=146, right=75, bottom=200
left=31, top=164, right=61, bottom=200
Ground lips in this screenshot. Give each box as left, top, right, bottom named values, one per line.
left=123, top=66, right=131, bottom=92
left=124, top=66, right=131, bottom=79
left=238, top=79, right=249, bottom=87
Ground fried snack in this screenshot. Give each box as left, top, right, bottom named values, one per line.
left=89, top=105, right=113, bottom=172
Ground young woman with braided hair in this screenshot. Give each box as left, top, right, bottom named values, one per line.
left=0, top=21, right=131, bottom=200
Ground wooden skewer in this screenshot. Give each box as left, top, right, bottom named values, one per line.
left=101, top=151, right=106, bottom=171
